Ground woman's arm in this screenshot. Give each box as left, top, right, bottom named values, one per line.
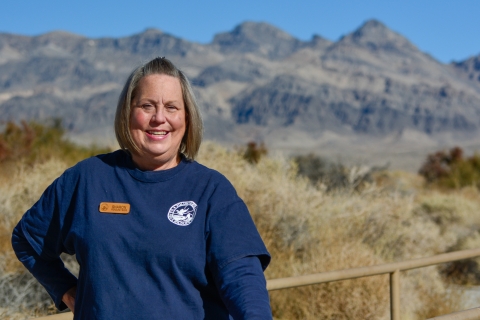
left=214, top=256, right=272, bottom=320
left=204, top=177, right=272, bottom=319
left=11, top=223, right=78, bottom=310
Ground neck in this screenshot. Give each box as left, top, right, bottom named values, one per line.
left=131, top=152, right=180, bottom=171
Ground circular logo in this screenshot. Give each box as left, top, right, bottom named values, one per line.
left=167, top=201, right=198, bottom=226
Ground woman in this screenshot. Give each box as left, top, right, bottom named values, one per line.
left=12, top=57, right=272, bottom=319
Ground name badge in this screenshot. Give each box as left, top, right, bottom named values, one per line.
left=99, top=202, right=130, bottom=214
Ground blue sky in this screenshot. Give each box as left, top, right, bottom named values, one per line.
left=1, top=0, right=479, bottom=63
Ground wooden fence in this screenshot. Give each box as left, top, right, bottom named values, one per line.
left=35, top=248, right=480, bottom=320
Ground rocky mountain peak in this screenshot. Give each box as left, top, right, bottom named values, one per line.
left=215, top=21, right=295, bottom=43
left=126, top=28, right=166, bottom=43
left=211, top=21, right=303, bottom=59
left=451, top=54, right=480, bottom=83
left=118, top=27, right=197, bottom=57
left=136, top=28, right=164, bottom=37
left=28, top=31, right=87, bottom=58
left=308, top=34, right=333, bottom=49
left=36, top=30, right=85, bottom=40
left=354, top=19, right=389, bottom=34
left=339, top=19, right=417, bottom=53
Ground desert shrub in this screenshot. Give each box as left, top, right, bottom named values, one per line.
left=414, top=188, right=480, bottom=288
left=418, top=147, right=462, bottom=183
left=0, top=120, right=109, bottom=318
left=292, top=153, right=330, bottom=183
left=292, top=153, right=384, bottom=192
left=0, top=120, right=110, bottom=168
left=238, top=141, right=268, bottom=164
left=441, top=259, right=480, bottom=285
left=198, top=143, right=391, bottom=319
left=419, top=146, right=480, bottom=189
left=198, top=143, right=465, bottom=319
left=0, top=159, right=70, bottom=318
left=2, top=142, right=475, bottom=319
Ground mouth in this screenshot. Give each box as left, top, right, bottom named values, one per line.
left=146, top=130, right=168, bottom=136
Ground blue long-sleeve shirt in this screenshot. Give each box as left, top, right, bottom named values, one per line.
left=12, top=151, right=272, bottom=319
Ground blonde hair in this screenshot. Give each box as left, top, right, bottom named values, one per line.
left=115, top=57, right=203, bottom=160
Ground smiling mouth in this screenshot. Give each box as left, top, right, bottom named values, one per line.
left=147, top=130, right=168, bottom=136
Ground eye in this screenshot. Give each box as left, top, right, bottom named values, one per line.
left=166, top=105, right=178, bottom=111
left=141, top=103, right=154, bottom=110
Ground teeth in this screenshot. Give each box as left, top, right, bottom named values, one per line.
left=148, top=131, right=167, bottom=136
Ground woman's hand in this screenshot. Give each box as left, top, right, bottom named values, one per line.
left=62, top=286, right=77, bottom=313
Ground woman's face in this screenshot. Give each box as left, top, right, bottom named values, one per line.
left=129, top=74, right=186, bottom=171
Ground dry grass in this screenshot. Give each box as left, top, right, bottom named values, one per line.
left=0, top=158, right=69, bottom=319
left=1, top=142, right=479, bottom=319
left=198, top=143, right=478, bottom=319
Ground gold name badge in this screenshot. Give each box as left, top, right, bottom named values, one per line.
left=99, top=202, right=131, bottom=214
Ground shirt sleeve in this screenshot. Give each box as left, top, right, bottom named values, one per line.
left=11, top=171, right=79, bottom=310
left=11, top=222, right=77, bottom=310
left=214, top=256, right=272, bottom=320
left=205, top=176, right=272, bottom=318
left=205, top=198, right=271, bottom=274
left=19, top=173, right=77, bottom=259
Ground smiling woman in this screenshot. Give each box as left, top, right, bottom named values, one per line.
left=12, top=57, right=272, bottom=320
left=115, top=57, right=203, bottom=168
left=129, top=74, right=187, bottom=171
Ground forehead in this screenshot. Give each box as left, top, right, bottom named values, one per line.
left=134, top=74, right=183, bottom=99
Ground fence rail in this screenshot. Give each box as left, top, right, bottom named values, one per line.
left=34, top=248, right=480, bottom=320
left=267, top=247, right=480, bottom=320
left=426, top=307, right=480, bottom=320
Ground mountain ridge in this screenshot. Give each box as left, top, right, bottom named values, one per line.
left=1, top=19, right=480, bottom=170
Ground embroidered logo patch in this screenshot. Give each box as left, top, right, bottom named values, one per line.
left=168, top=201, right=197, bottom=226
left=99, top=202, right=130, bottom=214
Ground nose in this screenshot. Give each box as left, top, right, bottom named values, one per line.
left=151, top=106, right=166, bottom=124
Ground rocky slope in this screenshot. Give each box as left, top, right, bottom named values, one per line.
left=1, top=20, right=479, bottom=169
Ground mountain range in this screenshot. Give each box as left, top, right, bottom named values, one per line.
left=1, top=20, right=480, bottom=170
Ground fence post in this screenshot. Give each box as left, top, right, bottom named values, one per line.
left=390, top=269, right=400, bottom=320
